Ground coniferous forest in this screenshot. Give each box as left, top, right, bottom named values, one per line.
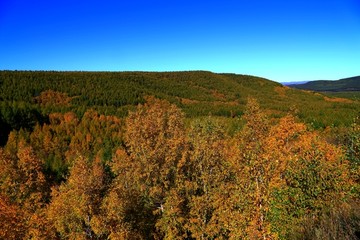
left=0, top=71, right=359, bottom=239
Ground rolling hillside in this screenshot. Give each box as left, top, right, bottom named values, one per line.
left=1, top=71, right=360, bottom=239
left=288, top=76, right=360, bottom=92
left=1, top=70, right=360, bottom=128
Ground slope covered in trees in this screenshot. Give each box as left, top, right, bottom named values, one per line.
left=1, top=71, right=360, bottom=238
left=1, top=70, right=360, bottom=132
left=288, top=76, right=360, bottom=92
left=0, top=97, right=359, bottom=239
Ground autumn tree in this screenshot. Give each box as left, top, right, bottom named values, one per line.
left=102, top=97, right=186, bottom=238
left=0, top=141, right=50, bottom=238
left=262, top=115, right=351, bottom=239
left=229, top=98, right=276, bottom=239
left=29, top=110, right=122, bottom=184
left=30, top=112, right=79, bottom=183
left=168, top=118, right=235, bottom=239
left=344, top=116, right=360, bottom=197
left=0, top=94, right=355, bottom=239
left=99, top=149, right=146, bottom=239
left=229, top=99, right=352, bottom=239
left=0, top=194, right=26, bottom=240
left=34, top=89, right=72, bottom=107
left=47, top=155, right=107, bottom=239
left=272, top=130, right=351, bottom=238
left=0, top=141, right=47, bottom=211
left=66, top=110, right=123, bottom=162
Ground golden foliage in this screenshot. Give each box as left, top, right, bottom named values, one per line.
left=47, top=155, right=107, bottom=239
left=0, top=96, right=356, bottom=238
left=125, top=96, right=185, bottom=201
left=274, top=86, right=288, bottom=97
left=324, top=96, right=353, bottom=103
left=34, top=89, right=73, bottom=106
left=0, top=195, right=26, bottom=240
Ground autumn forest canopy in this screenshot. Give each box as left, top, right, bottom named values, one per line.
left=0, top=71, right=360, bottom=239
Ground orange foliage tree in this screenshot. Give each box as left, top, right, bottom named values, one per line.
left=46, top=155, right=107, bottom=239
left=269, top=127, right=351, bottom=238
left=230, top=99, right=351, bottom=239
left=229, top=98, right=275, bottom=239
left=157, top=118, right=236, bottom=239
left=0, top=141, right=51, bottom=238
left=0, top=194, right=26, bottom=240
left=34, top=89, right=72, bottom=107
left=0, top=96, right=355, bottom=239
left=102, top=97, right=186, bottom=238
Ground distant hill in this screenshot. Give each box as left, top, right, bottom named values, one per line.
left=282, top=81, right=309, bottom=86
left=0, top=70, right=282, bottom=118
left=1, top=71, right=360, bottom=128
left=288, top=76, right=360, bottom=92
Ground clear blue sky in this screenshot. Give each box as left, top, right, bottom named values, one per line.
left=1, top=0, right=359, bottom=82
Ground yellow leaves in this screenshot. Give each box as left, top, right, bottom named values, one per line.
left=231, top=99, right=351, bottom=239
left=1, top=141, right=47, bottom=212
left=324, top=96, right=353, bottom=103
left=126, top=96, right=185, bottom=156
left=269, top=115, right=306, bottom=144
left=34, top=89, right=73, bottom=107
left=27, top=209, right=58, bottom=240
left=124, top=97, right=186, bottom=198
left=1, top=96, right=356, bottom=238
left=241, top=97, right=269, bottom=141
left=155, top=189, right=187, bottom=240
left=274, top=86, right=288, bottom=97
left=163, top=118, right=236, bottom=239
left=0, top=195, right=26, bottom=240
left=267, top=120, right=352, bottom=238
left=46, top=155, right=107, bottom=238
left=0, top=143, right=52, bottom=239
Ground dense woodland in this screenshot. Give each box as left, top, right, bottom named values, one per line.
left=0, top=71, right=360, bottom=239
left=289, top=76, right=360, bottom=92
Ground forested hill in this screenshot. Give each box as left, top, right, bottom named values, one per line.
left=1, top=70, right=360, bottom=127
left=0, top=70, right=280, bottom=117
left=288, top=76, right=360, bottom=92
left=1, top=71, right=360, bottom=239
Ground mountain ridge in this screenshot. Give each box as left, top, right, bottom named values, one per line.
left=287, top=75, right=360, bottom=92
left=1, top=70, right=360, bottom=128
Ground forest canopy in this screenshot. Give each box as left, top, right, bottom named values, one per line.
left=0, top=71, right=359, bottom=239
left=0, top=96, right=359, bottom=239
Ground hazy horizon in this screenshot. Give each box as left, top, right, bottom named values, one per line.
left=1, top=0, right=359, bottom=83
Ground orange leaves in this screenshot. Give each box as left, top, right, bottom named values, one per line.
left=286, top=132, right=350, bottom=202
left=264, top=115, right=307, bottom=188
left=156, top=117, right=240, bottom=239
left=29, top=109, right=123, bottom=184
left=267, top=117, right=351, bottom=238
left=231, top=99, right=351, bottom=239
left=268, top=115, right=306, bottom=145
left=47, top=155, right=107, bottom=239
left=125, top=96, right=185, bottom=159
left=0, top=142, right=47, bottom=211
left=101, top=97, right=188, bottom=238
left=34, top=90, right=73, bottom=107
left=0, top=195, right=26, bottom=240
left=0, top=142, right=51, bottom=239
left=124, top=97, right=185, bottom=199
left=16, top=142, right=47, bottom=211
left=0, top=96, right=356, bottom=238
left=242, top=97, right=269, bottom=142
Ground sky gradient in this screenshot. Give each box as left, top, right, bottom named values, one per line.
left=1, top=0, right=359, bottom=82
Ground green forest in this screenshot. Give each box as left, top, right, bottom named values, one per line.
left=289, top=76, right=360, bottom=92
left=0, top=71, right=359, bottom=239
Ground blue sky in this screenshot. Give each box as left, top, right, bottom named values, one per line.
left=0, top=0, right=359, bottom=82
